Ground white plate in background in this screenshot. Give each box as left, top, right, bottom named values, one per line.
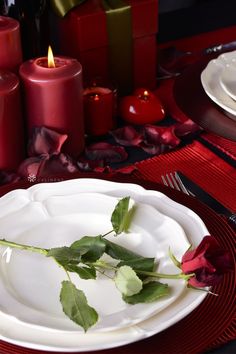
left=201, top=50, right=236, bottom=120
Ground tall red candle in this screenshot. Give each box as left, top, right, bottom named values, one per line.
left=19, top=52, right=84, bottom=157
left=0, top=70, right=25, bottom=170
left=0, top=16, right=22, bottom=72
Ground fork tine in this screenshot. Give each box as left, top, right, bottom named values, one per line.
left=170, top=172, right=181, bottom=191
left=174, top=172, right=190, bottom=195
left=161, top=175, right=168, bottom=187
left=161, top=172, right=190, bottom=195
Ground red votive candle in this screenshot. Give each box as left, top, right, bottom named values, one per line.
left=19, top=52, right=84, bottom=157
left=0, top=70, right=25, bottom=170
left=0, top=16, right=22, bottom=72
left=83, top=80, right=117, bottom=136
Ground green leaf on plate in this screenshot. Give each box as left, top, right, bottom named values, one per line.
left=66, top=264, right=96, bottom=279
left=114, top=265, right=142, bottom=296
left=60, top=280, right=98, bottom=332
left=111, top=197, right=136, bottom=234
left=123, top=281, right=169, bottom=304
left=105, top=239, right=155, bottom=272
left=47, top=246, right=84, bottom=267
left=71, top=235, right=106, bottom=262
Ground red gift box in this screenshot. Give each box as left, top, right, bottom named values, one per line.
left=57, top=0, right=158, bottom=94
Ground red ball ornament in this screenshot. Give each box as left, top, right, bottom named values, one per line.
left=119, top=88, right=165, bottom=125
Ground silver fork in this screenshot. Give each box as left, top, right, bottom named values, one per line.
left=161, top=172, right=190, bottom=195
left=161, top=171, right=236, bottom=230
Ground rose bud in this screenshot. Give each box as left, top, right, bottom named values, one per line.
left=181, top=236, right=233, bottom=288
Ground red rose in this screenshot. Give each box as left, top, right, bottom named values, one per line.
left=181, top=236, right=233, bottom=287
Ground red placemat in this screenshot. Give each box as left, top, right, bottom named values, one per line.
left=133, top=140, right=236, bottom=212
left=0, top=173, right=235, bottom=354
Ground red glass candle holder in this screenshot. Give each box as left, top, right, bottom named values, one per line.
left=83, top=78, right=117, bottom=136
left=0, top=16, right=22, bottom=73
left=0, top=70, right=25, bottom=170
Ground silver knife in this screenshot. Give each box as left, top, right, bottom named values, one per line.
left=176, top=172, right=236, bottom=230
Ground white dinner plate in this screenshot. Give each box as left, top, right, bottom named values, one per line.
left=201, top=50, right=236, bottom=120
left=219, top=62, right=236, bottom=101
left=0, top=178, right=209, bottom=352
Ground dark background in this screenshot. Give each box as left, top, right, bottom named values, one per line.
left=158, top=0, right=236, bottom=42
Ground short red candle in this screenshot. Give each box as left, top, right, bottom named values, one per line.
left=19, top=55, right=85, bottom=157
left=120, top=88, right=165, bottom=125
left=0, top=16, right=22, bottom=73
left=83, top=83, right=117, bottom=136
left=0, top=70, right=25, bottom=170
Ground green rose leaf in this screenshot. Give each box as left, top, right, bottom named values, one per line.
left=123, top=281, right=169, bottom=304
left=105, top=240, right=155, bottom=272
left=114, top=265, right=142, bottom=296
left=111, top=197, right=136, bottom=234
left=66, top=265, right=96, bottom=279
left=60, top=280, right=98, bottom=332
left=47, top=246, right=84, bottom=267
left=71, top=235, right=106, bottom=262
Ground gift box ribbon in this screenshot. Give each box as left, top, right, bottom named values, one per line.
left=50, top=0, right=86, bottom=17
left=51, top=0, right=133, bottom=93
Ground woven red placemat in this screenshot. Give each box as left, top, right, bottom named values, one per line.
left=133, top=140, right=236, bottom=212
left=0, top=173, right=235, bottom=354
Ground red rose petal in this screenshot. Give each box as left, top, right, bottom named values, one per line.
left=0, top=171, right=21, bottom=185
left=28, top=126, right=68, bottom=156
left=18, top=157, right=44, bottom=177
left=174, top=118, right=201, bottom=137
left=143, top=125, right=180, bottom=147
left=39, top=153, right=78, bottom=177
left=85, top=142, right=128, bottom=163
left=110, top=126, right=143, bottom=146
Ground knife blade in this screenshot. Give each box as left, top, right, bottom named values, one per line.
left=176, top=172, right=234, bottom=217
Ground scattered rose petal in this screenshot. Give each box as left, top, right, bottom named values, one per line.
left=77, top=157, right=105, bottom=172
left=39, top=153, right=78, bottom=177
left=115, top=165, right=137, bottom=174
left=28, top=126, right=68, bottom=156
left=110, top=126, right=143, bottom=146
left=143, top=124, right=180, bottom=146
left=85, top=142, right=128, bottom=163
left=0, top=171, right=21, bottom=185
left=174, top=119, right=201, bottom=137
left=181, top=235, right=233, bottom=287
left=18, top=156, right=44, bottom=177
left=139, top=143, right=168, bottom=155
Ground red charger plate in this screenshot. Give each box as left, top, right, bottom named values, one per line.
left=174, top=55, right=236, bottom=141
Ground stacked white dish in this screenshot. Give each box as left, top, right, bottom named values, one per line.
left=201, top=50, right=236, bottom=120
left=0, top=178, right=208, bottom=352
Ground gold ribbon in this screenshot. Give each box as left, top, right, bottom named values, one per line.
left=52, top=0, right=133, bottom=93
left=50, top=0, right=87, bottom=17
left=102, top=0, right=133, bottom=94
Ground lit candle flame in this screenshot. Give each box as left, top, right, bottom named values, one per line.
left=94, top=94, right=100, bottom=101
left=48, top=46, right=55, bottom=68
left=143, top=90, right=149, bottom=97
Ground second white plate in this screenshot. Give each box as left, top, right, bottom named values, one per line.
left=201, top=50, right=236, bottom=120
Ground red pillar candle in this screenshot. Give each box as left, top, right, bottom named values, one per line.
left=0, top=16, right=22, bottom=72
left=0, top=70, right=25, bottom=170
left=19, top=49, right=84, bottom=157
left=83, top=80, right=117, bottom=136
